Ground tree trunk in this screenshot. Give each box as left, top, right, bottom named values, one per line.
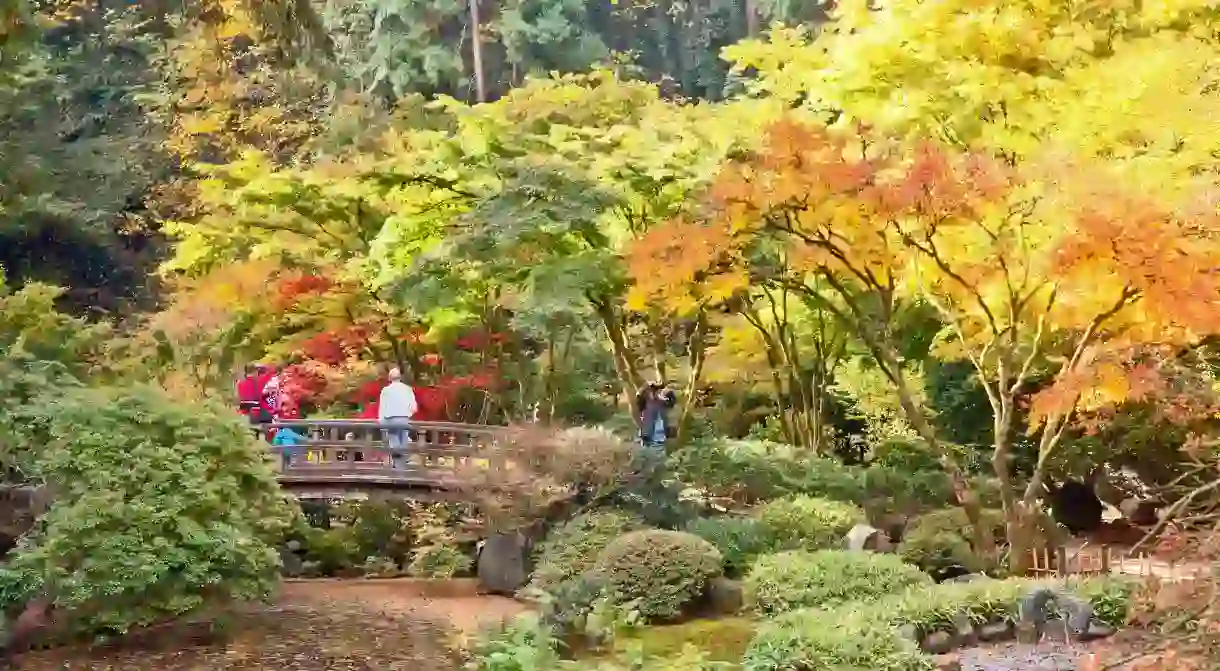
left=882, top=343, right=994, bottom=559
left=468, top=0, right=486, bottom=103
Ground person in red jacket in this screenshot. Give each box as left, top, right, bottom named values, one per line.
left=236, top=364, right=263, bottom=418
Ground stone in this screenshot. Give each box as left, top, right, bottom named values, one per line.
left=1119, top=497, right=1160, bottom=526
left=1015, top=621, right=1038, bottom=644
left=1080, top=621, right=1118, bottom=641
left=932, top=653, right=962, bottom=671
left=279, top=550, right=304, bottom=578
left=285, top=539, right=302, bottom=553
left=1017, top=586, right=1100, bottom=642
left=477, top=532, right=529, bottom=595
left=921, top=630, right=955, bottom=655
left=952, top=612, right=977, bottom=647
left=977, top=621, right=1014, bottom=642
left=844, top=524, right=892, bottom=552
left=706, top=577, right=744, bottom=615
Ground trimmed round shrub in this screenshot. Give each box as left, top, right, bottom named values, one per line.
left=685, top=516, right=772, bottom=577
left=755, top=495, right=865, bottom=551
left=528, top=509, right=647, bottom=592
left=743, top=550, right=933, bottom=616
left=595, top=529, right=723, bottom=621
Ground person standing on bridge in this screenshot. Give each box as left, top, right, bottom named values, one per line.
left=378, top=367, right=418, bottom=469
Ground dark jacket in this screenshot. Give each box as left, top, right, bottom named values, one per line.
left=637, top=386, right=677, bottom=440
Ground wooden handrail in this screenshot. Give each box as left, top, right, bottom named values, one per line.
left=266, top=419, right=511, bottom=489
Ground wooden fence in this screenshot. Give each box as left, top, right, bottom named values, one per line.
left=1029, top=544, right=1211, bottom=583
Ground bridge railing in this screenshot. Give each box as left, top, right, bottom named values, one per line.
left=267, top=419, right=509, bottom=485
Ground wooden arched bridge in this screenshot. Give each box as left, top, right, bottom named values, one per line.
left=267, top=419, right=509, bottom=500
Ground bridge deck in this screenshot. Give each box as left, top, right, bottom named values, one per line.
left=265, top=419, right=508, bottom=497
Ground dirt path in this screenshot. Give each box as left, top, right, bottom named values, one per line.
left=277, top=579, right=530, bottom=633
left=13, top=580, right=531, bottom=670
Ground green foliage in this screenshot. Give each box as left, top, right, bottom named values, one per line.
left=594, top=530, right=723, bottom=622
left=742, top=577, right=1137, bottom=670
left=669, top=438, right=971, bottom=515
left=408, top=542, right=473, bottom=579
left=684, top=516, right=771, bottom=577
left=529, top=510, right=648, bottom=592
left=754, top=495, right=865, bottom=552
left=533, top=572, right=617, bottom=650
left=743, top=550, right=932, bottom=617
left=897, top=508, right=1005, bottom=577
left=0, top=384, right=294, bottom=636
left=870, top=438, right=945, bottom=473
left=465, top=612, right=563, bottom=671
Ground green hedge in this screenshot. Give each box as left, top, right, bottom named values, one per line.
left=742, top=577, right=1137, bottom=671
left=744, top=550, right=933, bottom=616
left=668, top=438, right=1001, bottom=517
left=755, top=496, right=865, bottom=552
left=595, top=530, right=723, bottom=622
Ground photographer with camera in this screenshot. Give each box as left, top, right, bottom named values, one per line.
left=636, top=379, right=677, bottom=455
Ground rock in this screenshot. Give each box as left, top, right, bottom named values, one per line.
left=1119, top=497, right=1160, bottom=526
left=706, top=577, right=744, bottom=615
left=477, top=532, right=529, bottom=595
left=977, top=621, right=1014, bottom=642
left=285, top=539, right=302, bottom=552
left=1015, top=621, right=1038, bottom=644
left=1080, top=621, right=1117, bottom=641
left=875, top=514, right=909, bottom=544
left=1017, top=585, right=1101, bottom=642
left=921, top=630, right=955, bottom=654
left=844, top=524, right=892, bottom=552
left=952, top=612, right=977, bottom=647
left=280, top=550, right=304, bottom=578
left=932, top=653, right=962, bottom=671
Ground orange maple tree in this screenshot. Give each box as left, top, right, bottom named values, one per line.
left=630, top=117, right=1220, bottom=567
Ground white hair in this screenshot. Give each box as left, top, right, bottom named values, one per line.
left=388, top=367, right=402, bottom=381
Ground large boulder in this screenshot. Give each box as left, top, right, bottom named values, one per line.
left=843, top=524, right=893, bottom=552
left=477, top=532, right=530, bottom=595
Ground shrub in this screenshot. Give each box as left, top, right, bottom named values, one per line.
left=529, top=510, right=648, bottom=592
left=743, top=550, right=933, bottom=616
left=535, top=572, right=615, bottom=648
left=870, top=438, right=946, bottom=472
left=594, top=530, right=723, bottom=621
left=684, top=516, right=772, bottom=577
left=898, top=507, right=1005, bottom=576
left=754, top=495, right=865, bottom=552
left=464, top=612, right=562, bottom=671
left=743, top=610, right=931, bottom=671
left=0, top=384, right=294, bottom=636
left=742, top=576, right=1137, bottom=670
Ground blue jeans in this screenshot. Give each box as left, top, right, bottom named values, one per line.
left=382, top=417, right=411, bottom=468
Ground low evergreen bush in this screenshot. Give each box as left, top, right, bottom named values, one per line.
left=684, top=516, right=772, bottom=577
left=754, top=495, right=865, bottom=552
left=742, top=577, right=1137, bottom=671
left=743, top=550, right=933, bottom=616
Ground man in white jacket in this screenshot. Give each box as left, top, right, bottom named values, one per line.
left=378, top=367, right=418, bottom=468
